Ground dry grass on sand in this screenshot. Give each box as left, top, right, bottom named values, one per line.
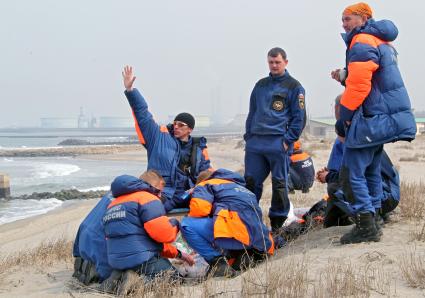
left=1, top=138, right=425, bottom=297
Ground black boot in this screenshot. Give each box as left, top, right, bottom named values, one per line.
left=340, top=212, right=381, bottom=244
left=72, top=257, right=83, bottom=279
left=207, top=257, right=237, bottom=278
left=99, top=270, right=123, bottom=294
left=270, top=216, right=287, bottom=233
left=78, top=259, right=100, bottom=285
left=375, top=208, right=384, bottom=236
left=270, top=178, right=290, bottom=230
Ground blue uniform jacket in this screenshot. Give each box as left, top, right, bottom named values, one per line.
left=188, top=169, right=274, bottom=254
left=73, top=192, right=114, bottom=281
left=245, top=71, right=305, bottom=146
left=125, top=89, right=211, bottom=211
left=340, top=19, right=416, bottom=148
left=103, top=175, right=179, bottom=270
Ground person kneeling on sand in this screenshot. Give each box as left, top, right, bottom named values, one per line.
left=315, top=95, right=401, bottom=231
left=100, top=171, right=194, bottom=294
left=73, top=192, right=114, bottom=285
left=180, top=169, right=275, bottom=278
left=317, top=135, right=400, bottom=230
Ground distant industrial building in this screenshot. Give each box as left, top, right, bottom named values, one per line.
left=78, top=107, right=89, bottom=128
left=227, top=114, right=247, bottom=128
left=40, top=117, right=78, bottom=128
left=98, top=117, right=134, bottom=128
left=415, top=118, right=425, bottom=134
left=307, top=118, right=335, bottom=139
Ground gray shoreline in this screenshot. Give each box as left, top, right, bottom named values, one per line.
left=0, top=144, right=144, bottom=157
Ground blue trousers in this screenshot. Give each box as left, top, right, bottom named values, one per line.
left=244, top=135, right=291, bottom=219
left=340, top=145, right=383, bottom=214
left=181, top=216, right=244, bottom=262
left=131, top=255, right=180, bottom=280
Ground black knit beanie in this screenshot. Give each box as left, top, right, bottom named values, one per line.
left=174, top=113, right=195, bottom=129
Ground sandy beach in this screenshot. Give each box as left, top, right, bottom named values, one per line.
left=1, top=136, right=424, bottom=297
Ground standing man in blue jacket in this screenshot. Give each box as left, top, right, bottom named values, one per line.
left=330, top=3, right=416, bottom=244
left=122, top=66, right=212, bottom=212
left=244, top=47, right=306, bottom=233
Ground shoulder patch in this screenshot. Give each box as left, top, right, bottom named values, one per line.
left=298, top=94, right=305, bottom=110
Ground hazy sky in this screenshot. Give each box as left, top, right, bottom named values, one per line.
left=1, top=0, right=424, bottom=127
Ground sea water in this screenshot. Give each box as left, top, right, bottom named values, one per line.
left=0, top=136, right=146, bottom=225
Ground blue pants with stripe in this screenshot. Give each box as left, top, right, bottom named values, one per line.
left=181, top=216, right=244, bottom=262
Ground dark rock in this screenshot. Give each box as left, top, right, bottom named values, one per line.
left=58, top=139, right=91, bottom=146
left=11, top=189, right=108, bottom=201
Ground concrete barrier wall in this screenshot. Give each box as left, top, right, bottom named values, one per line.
left=0, top=173, right=10, bottom=199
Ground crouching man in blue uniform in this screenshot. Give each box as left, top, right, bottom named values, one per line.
left=122, top=66, right=212, bottom=212
left=180, top=169, right=274, bottom=277
left=318, top=136, right=401, bottom=229
left=288, top=141, right=315, bottom=193
left=72, top=170, right=193, bottom=291
left=102, top=171, right=193, bottom=292
left=72, top=192, right=114, bottom=284
left=244, top=47, right=306, bottom=233
left=331, top=3, right=416, bottom=244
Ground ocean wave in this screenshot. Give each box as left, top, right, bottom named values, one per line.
left=3, top=157, right=14, bottom=162
left=0, top=198, right=63, bottom=225
left=77, top=185, right=110, bottom=192
left=35, top=163, right=81, bottom=179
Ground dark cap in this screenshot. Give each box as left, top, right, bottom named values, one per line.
left=174, top=112, right=195, bottom=129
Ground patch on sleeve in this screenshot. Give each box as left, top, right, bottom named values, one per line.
left=298, top=94, right=305, bottom=109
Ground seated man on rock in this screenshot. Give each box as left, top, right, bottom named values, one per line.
left=180, top=168, right=275, bottom=278
left=122, top=66, right=212, bottom=212
left=287, top=140, right=315, bottom=193
left=102, top=170, right=194, bottom=291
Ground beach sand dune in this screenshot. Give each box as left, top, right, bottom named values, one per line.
left=1, top=136, right=424, bottom=297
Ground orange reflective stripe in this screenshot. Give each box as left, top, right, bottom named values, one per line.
left=144, top=216, right=178, bottom=243
left=161, top=243, right=178, bottom=258
left=197, top=178, right=233, bottom=187
left=268, top=232, right=275, bottom=255
left=341, top=60, right=379, bottom=111
left=189, top=197, right=213, bottom=217
left=349, top=33, right=385, bottom=50
left=160, top=125, right=169, bottom=133
left=214, top=209, right=250, bottom=245
left=132, top=112, right=145, bottom=145
left=290, top=152, right=310, bottom=163
left=108, top=191, right=158, bottom=208
left=202, top=148, right=210, bottom=161
left=293, top=140, right=301, bottom=151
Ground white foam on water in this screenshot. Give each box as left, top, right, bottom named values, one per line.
left=77, top=185, right=110, bottom=192
left=34, top=163, right=81, bottom=179
left=0, top=198, right=63, bottom=225
left=3, top=158, right=14, bottom=162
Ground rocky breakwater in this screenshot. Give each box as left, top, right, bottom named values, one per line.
left=0, top=144, right=142, bottom=157
left=11, top=188, right=108, bottom=201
